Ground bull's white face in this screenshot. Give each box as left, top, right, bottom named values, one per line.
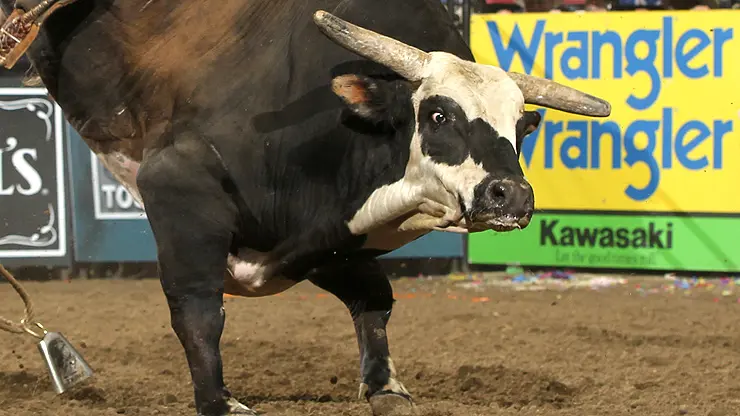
left=337, top=53, right=538, bottom=236
left=403, top=52, right=534, bottom=232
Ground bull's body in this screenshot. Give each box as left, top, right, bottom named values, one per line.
left=22, top=0, right=474, bottom=290
left=1, top=0, right=610, bottom=414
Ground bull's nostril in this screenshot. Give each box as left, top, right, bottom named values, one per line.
left=491, top=183, right=506, bottom=201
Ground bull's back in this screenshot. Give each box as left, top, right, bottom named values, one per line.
left=30, top=0, right=468, bottom=154
left=177, top=0, right=472, bottom=122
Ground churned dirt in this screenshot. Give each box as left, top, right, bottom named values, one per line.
left=0, top=274, right=738, bottom=416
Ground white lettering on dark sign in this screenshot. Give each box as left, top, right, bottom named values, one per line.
left=0, top=89, right=67, bottom=258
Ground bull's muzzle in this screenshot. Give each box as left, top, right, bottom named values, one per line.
left=468, top=176, right=534, bottom=232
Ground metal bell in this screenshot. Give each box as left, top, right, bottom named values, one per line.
left=37, top=331, right=94, bottom=394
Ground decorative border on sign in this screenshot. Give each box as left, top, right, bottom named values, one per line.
left=0, top=88, right=66, bottom=258
left=0, top=204, right=57, bottom=247
left=0, top=98, right=54, bottom=141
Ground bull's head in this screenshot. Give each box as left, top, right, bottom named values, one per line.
left=314, top=11, right=610, bottom=234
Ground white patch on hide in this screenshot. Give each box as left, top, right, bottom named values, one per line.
left=227, top=249, right=269, bottom=289
left=347, top=179, right=423, bottom=235
left=225, top=249, right=296, bottom=297
left=358, top=357, right=412, bottom=400
left=383, top=357, right=411, bottom=396
left=232, top=261, right=266, bottom=284
left=421, top=155, right=488, bottom=214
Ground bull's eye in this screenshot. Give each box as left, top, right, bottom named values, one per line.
left=431, top=111, right=446, bottom=125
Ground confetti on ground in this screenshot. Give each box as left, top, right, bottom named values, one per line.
left=448, top=269, right=740, bottom=302
left=633, top=274, right=740, bottom=301
left=454, top=270, right=627, bottom=292
left=225, top=271, right=740, bottom=304
left=447, top=273, right=469, bottom=281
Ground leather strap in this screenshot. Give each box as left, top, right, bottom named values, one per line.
left=0, top=0, right=80, bottom=69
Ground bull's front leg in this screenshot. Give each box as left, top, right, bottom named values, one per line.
left=398, top=198, right=464, bottom=232
left=137, top=146, right=255, bottom=416
left=309, top=258, right=416, bottom=416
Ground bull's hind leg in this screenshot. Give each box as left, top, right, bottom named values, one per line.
left=310, top=258, right=416, bottom=416
left=137, top=144, right=254, bottom=416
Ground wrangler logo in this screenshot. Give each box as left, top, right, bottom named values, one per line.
left=470, top=13, right=740, bottom=212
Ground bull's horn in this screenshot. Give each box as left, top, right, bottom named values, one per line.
left=313, top=10, right=430, bottom=81
left=508, top=72, right=612, bottom=117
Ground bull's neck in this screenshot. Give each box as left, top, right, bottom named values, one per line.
left=341, top=122, right=419, bottom=235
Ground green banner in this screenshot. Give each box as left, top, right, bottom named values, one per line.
left=467, top=213, right=740, bottom=272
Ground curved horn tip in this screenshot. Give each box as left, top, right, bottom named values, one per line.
left=592, top=100, right=612, bottom=117
left=577, top=90, right=611, bottom=117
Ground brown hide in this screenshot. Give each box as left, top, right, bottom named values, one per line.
left=24, top=0, right=306, bottom=199
left=46, top=0, right=302, bottom=165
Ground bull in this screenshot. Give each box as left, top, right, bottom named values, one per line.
left=0, top=0, right=610, bottom=414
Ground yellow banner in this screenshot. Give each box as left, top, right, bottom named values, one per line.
left=470, top=10, right=740, bottom=214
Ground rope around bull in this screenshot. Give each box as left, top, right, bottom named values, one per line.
left=0, top=264, right=46, bottom=339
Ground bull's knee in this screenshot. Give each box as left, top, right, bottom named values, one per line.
left=167, top=292, right=224, bottom=351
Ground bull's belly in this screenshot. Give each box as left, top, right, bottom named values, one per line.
left=225, top=223, right=427, bottom=295
left=91, top=151, right=427, bottom=292
left=225, top=224, right=427, bottom=296
left=224, top=249, right=297, bottom=297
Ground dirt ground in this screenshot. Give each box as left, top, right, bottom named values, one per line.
left=1, top=274, right=739, bottom=416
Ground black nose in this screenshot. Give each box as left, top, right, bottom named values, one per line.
left=485, top=177, right=534, bottom=218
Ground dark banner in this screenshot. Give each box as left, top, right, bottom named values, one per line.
left=0, top=88, right=71, bottom=267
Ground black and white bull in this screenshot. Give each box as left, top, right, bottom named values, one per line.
left=3, top=0, right=610, bottom=414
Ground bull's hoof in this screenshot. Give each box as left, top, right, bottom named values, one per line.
left=196, top=398, right=257, bottom=416
left=368, top=392, right=417, bottom=416
left=225, top=397, right=258, bottom=415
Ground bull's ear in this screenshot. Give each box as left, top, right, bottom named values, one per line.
left=331, top=74, right=390, bottom=122
left=514, top=110, right=541, bottom=155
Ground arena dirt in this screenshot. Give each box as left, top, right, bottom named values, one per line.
left=1, top=275, right=738, bottom=416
